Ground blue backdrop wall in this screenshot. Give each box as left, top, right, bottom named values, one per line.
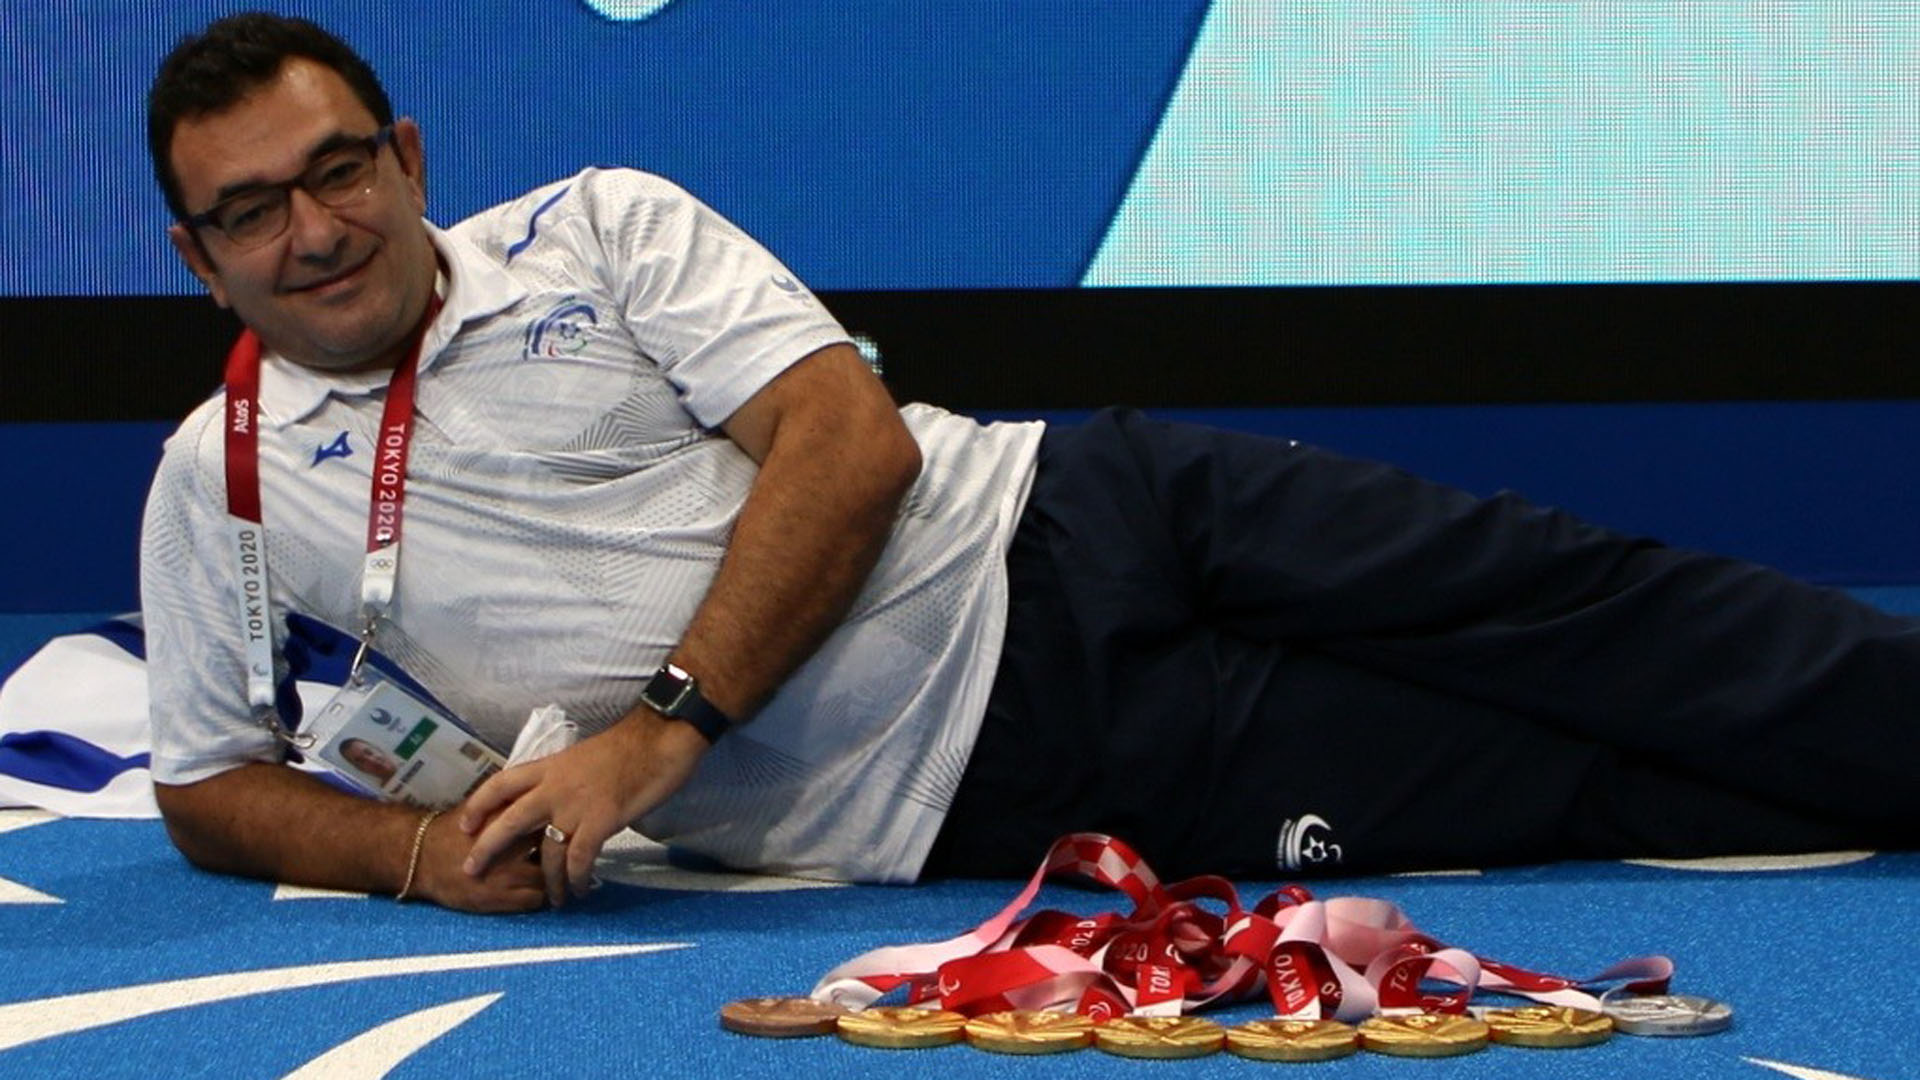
left=6, top=400, right=1918, bottom=612
left=5, top=2, right=1918, bottom=609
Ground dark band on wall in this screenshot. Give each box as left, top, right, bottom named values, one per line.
left=5, top=281, right=1918, bottom=421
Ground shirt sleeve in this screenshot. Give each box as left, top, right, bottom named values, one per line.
left=140, top=406, right=283, bottom=785
left=577, top=168, right=854, bottom=429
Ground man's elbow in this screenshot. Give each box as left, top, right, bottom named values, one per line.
left=153, top=770, right=264, bottom=874
left=873, top=418, right=922, bottom=507
left=153, top=779, right=220, bottom=867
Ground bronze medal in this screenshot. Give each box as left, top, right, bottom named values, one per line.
left=964, top=1010, right=1094, bottom=1055
left=836, top=1006, right=969, bottom=1050
left=1357, top=1013, right=1490, bottom=1058
left=1482, top=1005, right=1614, bottom=1048
left=1227, top=1018, right=1360, bottom=1062
left=718, top=996, right=850, bottom=1038
left=1094, top=1015, right=1226, bottom=1060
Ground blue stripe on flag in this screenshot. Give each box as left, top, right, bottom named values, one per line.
left=86, top=617, right=147, bottom=661
left=0, top=730, right=149, bottom=793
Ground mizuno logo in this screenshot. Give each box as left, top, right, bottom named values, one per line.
left=313, top=432, right=353, bottom=466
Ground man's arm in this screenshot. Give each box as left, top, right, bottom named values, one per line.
left=142, top=440, right=546, bottom=914
left=155, top=764, right=546, bottom=912
left=458, top=342, right=922, bottom=903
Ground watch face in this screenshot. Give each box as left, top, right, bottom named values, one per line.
left=644, top=667, right=692, bottom=714
left=640, top=663, right=728, bottom=742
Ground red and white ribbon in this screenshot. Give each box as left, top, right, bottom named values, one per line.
left=812, top=832, right=1673, bottom=1022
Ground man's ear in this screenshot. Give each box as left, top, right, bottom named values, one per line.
left=392, top=117, right=427, bottom=214
left=168, top=224, right=230, bottom=308
left=167, top=224, right=231, bottom=308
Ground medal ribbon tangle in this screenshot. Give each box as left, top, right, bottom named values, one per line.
left=812, top=833, right=1675, bottom=1023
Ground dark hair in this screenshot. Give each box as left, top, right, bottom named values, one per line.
left=147, top=12, right=394, bottom=220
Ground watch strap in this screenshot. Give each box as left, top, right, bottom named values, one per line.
left=642, top=663, right=731, bottom=744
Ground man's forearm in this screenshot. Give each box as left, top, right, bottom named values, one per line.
left=155, top=763, right=422, bottom=893
left=669, top=351, right=922, bottom=721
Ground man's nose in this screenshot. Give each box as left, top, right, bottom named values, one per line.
left=285, top=187, right=349, bottom=259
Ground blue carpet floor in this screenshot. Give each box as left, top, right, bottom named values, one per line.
left=0, top=814, right=1912, bottom=1079
left=2, top=596, right=1916, bottom=1079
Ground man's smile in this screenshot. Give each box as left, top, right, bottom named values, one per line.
left=283, top=249, right=375, bottom=295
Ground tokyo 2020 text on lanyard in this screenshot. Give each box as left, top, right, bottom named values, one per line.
left=221, top=296, right=444, bottom=746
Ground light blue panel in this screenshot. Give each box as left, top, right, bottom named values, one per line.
left=1088, top=0, right=1920, bottom=286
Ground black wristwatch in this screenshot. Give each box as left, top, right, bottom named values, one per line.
left=640, top=662, right=732, bottom=744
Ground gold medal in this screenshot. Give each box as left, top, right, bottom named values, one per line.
left=1227, top=1018, right=1360, bottom=1062
left=836, top=1006, right=968, bottom=1050
left=1482, top=1005, right=1614, bottom=1049
left=718, top=996, right=850, bottom=1038
left=1357, top=1013, right=1490, bottom=1058
left=1094, top=1015, right=1227, bottom=1060
left=964, top=1010, right=1095, bottom=1055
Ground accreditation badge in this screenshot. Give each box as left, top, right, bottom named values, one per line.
left=302, top=672, right=505, bottom=809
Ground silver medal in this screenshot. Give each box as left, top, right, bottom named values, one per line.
left=1602, top=994, right=1733, bottom=1037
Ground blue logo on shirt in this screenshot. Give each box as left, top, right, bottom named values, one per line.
left=525, top=298, right=598, bottom=359
left=312, top=432, right=353, bottom=466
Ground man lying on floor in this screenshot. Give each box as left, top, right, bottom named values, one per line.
left=137, top=12, right=1917, bottom=913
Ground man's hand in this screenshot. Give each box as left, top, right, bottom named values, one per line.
left=411, top=811, right=547, bottom=913
left=458, top=707, right=708, bottom=906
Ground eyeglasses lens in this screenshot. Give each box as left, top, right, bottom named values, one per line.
left=214, top=142, right=380, bottom=249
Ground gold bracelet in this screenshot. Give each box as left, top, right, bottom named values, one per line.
left=395, top=809, right=442, bottom=902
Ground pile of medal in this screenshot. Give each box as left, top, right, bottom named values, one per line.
left=720, top=994, right=1731, bottom=1060
left=719, top=833, right=1732, bottom=1061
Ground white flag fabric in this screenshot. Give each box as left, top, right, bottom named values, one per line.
left=0, top=614, right=429, bottom=818
left=0, top=617, right=158, bottom=818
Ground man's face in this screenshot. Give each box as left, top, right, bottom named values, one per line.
left=167, top=58, right=436, bottom=372
left=342, top=739, right=394, bottom=779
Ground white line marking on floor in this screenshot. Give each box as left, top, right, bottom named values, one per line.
left=281, top=992, right=503, bottom=1079
left=0, top=943, right=689, bottom=1052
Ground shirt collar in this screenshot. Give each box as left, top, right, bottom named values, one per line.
left=258, top=221, right=529, bottom=428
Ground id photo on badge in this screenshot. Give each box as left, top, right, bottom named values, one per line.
left=306, top=673, right=508, bottom=808
left=317, top=702, right=423, bottom=797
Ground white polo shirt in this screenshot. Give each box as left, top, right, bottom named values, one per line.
left=140, top=168, right=1042, bottom=881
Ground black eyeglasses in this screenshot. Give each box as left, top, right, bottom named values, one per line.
left=183, top=127, right=394, bottom=249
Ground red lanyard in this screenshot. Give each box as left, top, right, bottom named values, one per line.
left=220, top=298, right=443, bottom=727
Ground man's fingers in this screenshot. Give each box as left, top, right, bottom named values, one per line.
left=459, top=764, right=541, bottom=834
left=459, top=764, right=544, bottom=834
left=463, top=796, right=548, bottom=876
left=473, top=871, right=547, bottom=914
left=567, top=819, right=613, bottom=897
left=541, top=824, right=572, bottom=907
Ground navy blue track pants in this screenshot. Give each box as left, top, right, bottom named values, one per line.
left=927, top=408, right=1919, bottom=879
